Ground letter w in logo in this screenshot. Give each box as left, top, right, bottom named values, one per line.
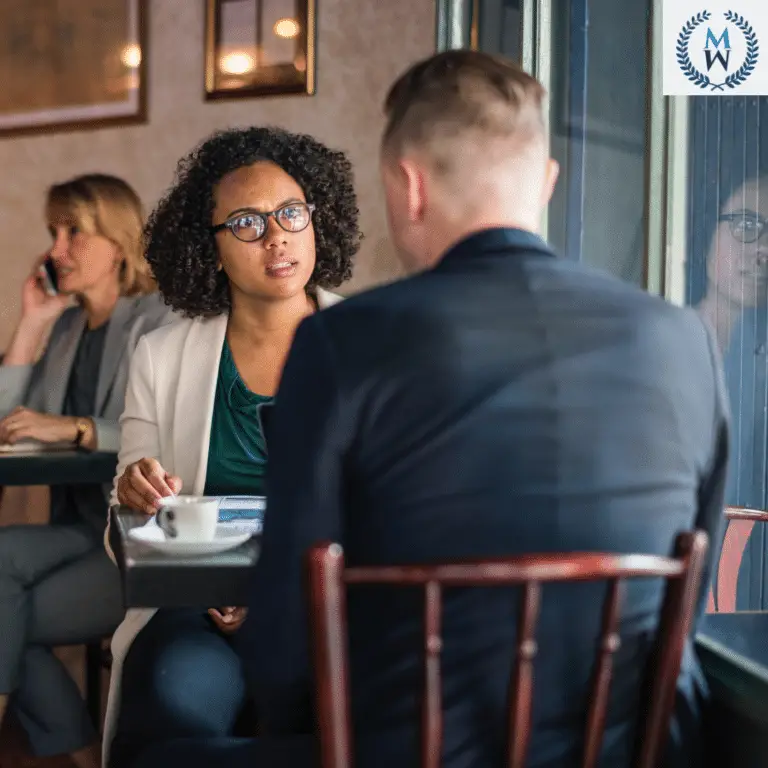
left=704, top=27, right=731, bottom=72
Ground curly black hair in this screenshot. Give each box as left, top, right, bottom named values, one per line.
left=145, top=126, right=362, bottom=317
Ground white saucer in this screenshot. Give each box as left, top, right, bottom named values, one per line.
left=128, top=525, right=252, bottom=556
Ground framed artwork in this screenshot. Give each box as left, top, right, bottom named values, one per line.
left=205, top=0, right=316, bottom=99
left=0, top=0, right=147, bottom=137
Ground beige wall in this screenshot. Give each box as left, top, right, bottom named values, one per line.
left=0, top=0, right=436, bottom=351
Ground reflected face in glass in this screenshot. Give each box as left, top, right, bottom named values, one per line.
left=708, top=178, right=768, bottom=309
left=211, top=161, right=316, bottom=302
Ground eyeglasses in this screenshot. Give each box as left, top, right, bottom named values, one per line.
left=720, top=212, right=767, bottom=244
left=211, top=202, right=315, bottom=243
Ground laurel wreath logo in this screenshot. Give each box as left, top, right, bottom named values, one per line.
left=676, top=10, right=759, bottom=92
left=724, top=11, right=759, bottom=88
left=676, top=11, right=712, bottom=89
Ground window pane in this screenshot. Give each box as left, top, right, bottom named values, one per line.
left=477, top=0, right=521, bottom=60
left=548, top=0, right=649, bottom=285
left=684, top=96, right=768, bottom=610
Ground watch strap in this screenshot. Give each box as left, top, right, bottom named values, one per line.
left=74, top=418, right=89, bottom=448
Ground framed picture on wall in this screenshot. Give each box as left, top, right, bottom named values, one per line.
left=0, top=0, right=147, bottom=137
left=205, top=0, right=316, bottom=99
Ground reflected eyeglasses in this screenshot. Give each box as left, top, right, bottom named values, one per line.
left=719, top=212, right=767, bottom=244
left=210, top=203, right=315, bottom=243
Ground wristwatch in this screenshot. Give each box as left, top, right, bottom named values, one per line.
left=74, top=418, right=90, bottom=449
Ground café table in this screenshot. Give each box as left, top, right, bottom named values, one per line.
left=110, top=505, right=260, bottom=608
left=0, top=448, right=118, bottom=486
left=695, top=612, right=768, bottom=767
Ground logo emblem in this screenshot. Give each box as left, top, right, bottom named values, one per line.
left=676, top=10, right=759, bottom=91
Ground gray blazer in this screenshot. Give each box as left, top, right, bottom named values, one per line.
left=0, top=293, right=174, bottom=453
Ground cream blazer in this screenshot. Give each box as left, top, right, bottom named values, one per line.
left=102, top=288, right=342, bottom=766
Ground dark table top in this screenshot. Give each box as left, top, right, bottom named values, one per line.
left=696, top=613, right=768, bottom=725
left=109, top=507, right=768, bottom=705
left=111, top=506, right=260, bottom=608
left=0, top=449, right=118, bottom=486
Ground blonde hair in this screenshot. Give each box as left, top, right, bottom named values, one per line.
left=382, top=50, right=546, bottom=178
left=45, top=173, right=155, bottom=297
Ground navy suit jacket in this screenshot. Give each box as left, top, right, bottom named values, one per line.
left=240, top=228, right=729, bottom=767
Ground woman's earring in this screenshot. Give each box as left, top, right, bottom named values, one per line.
left=216, top=262, right=223, bottom=272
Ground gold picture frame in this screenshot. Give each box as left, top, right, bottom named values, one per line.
left=205, top=0, right=316, bottom=100
left=0, top=0, right=147, bottom=138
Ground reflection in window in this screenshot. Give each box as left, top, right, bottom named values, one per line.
left=685, top=97, right=768, bottom=610
left=475, top=0, right=521, bottom=60
left=547, top=0, right=649, bottom=285
left=439, top=0, right=522, bottom=58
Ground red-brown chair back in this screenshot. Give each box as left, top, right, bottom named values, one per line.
left=307, top=530, right=708, bottom=768
left=706, top=507, right=768, bottom=613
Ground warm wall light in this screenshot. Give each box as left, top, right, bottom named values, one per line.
left=273, top=18, right=299, bottom=38
left=220, top=51, right=256, bottom=75
left=121, top=44, right=142, bottom=68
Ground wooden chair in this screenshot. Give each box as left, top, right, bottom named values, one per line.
left=307, top=531, right=708, bottom=768
left=706, top=506, right=768, bottom=613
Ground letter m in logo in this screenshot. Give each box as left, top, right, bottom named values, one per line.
left=704, top=27, right=731, bottom=72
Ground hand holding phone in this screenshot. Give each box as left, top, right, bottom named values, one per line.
left=18, top=256, right=68, bottom=324
left=37, top=258, right=58, bottom=297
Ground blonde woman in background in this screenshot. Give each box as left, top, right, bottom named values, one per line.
left=0, top=174, right=173, bottom=768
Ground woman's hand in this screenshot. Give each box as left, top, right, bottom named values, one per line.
left=2, top=259, right=70, bottom=368
left=20, top=258, right=70, bottom=325
left=208, top=607, right=248, bottom=634
left=116, top=458, right=182, bottom=515
left=0, top=407, right=78, bottom=445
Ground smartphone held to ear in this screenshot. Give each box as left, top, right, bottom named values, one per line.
left=38, top=259, right=58, bottom=296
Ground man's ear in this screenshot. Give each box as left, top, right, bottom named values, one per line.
left=541, top=158, right=560, bottom=205
left=399, top=158, right=428, bottom=224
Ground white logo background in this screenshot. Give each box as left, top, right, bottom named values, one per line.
left=663, top=0, right=768, bottom=95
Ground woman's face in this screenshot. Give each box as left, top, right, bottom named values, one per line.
left=707, top=178, right=768, bottom=309
left=47, top=219, right=121, bottom=296
left=212, top=161, right=316, bottom=303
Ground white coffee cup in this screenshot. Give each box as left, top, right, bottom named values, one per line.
left=155, top=496, right=219, bottom=542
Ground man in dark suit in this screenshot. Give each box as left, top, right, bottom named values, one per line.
left=132, top=51, right=728, bottom=768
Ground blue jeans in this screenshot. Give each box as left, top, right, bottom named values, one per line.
left=110, top=608, right=249, bottom=768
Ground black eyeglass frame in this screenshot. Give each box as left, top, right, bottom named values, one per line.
left=210, top=202, right=316, bottom=242
left=719, top=212, right=768, bottom=244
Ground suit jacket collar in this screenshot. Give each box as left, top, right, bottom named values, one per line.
left=48, top=297, right=137, bottom=415
left=96, top=297, right=135, bottom=413
left=173, top=314, right=228, bottom=495
left=437, top=227, right=555, bottom=268
left=315, top=287, right=343, bottom=309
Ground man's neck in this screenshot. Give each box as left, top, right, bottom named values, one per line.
left=424, top=215, right=542, bottom=270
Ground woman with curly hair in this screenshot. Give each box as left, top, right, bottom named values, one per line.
left=103, top=126, right=361, bottom=768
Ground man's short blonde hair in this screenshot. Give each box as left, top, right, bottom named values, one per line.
left=46, top=173, right=155, bottom=297
left=382, top=50, right=547, bottom=176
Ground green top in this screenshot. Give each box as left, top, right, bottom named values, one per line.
left=204, top=338, right=272, bottom=497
